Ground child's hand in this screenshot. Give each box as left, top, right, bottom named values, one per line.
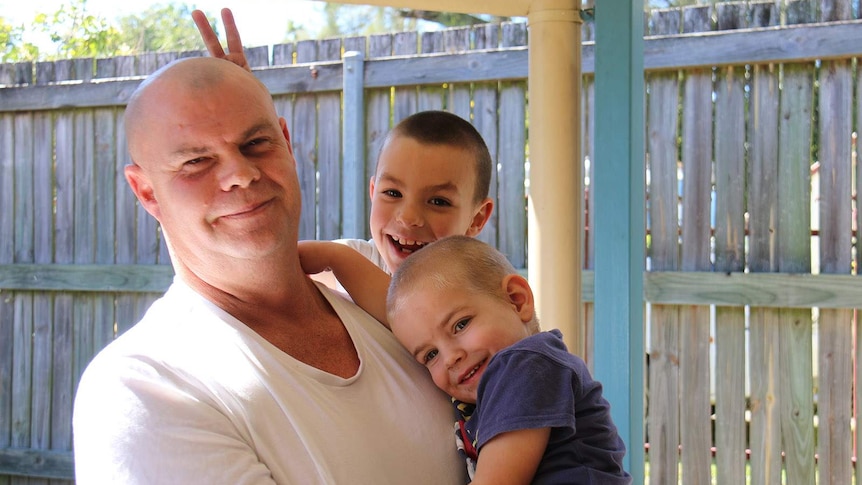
left=297, top=240, right=339, bottom=275
left=192, top=8, right=251, bottom=72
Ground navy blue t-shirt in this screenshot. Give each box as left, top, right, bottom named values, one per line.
left=465, top=329, right=631, bottom=484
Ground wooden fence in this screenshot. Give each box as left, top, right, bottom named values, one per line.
left=1, top=0, right=862, bottom=483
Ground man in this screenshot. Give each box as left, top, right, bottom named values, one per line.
left=72, top=56, right=463, bottom=484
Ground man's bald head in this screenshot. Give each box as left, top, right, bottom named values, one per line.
left=124, top=57, right=275, bottom=159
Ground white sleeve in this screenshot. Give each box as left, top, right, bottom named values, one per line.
left=73, top=356, right=276, bottom=485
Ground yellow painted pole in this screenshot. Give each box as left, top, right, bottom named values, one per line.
left=526, top=0, right=583, bottom=355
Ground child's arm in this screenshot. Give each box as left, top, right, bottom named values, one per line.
left=297, top=240, right=390, bottom=327
left=470, top=427, right=551, bottom=485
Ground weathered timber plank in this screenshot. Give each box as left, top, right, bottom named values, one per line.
left=495, top=22, right=528, bottom=272
left=363, top=33, right=393, bottom=230
left=678, top=10, right=713, bottom=481
left=580, top=65, right=596, bottom=365
left=747, top=55, right=781, bottom=485
left=315, top=38, right=343, bottom=241
left=3, top=21, right=862, bottom=112
left=816, top=53, right=854, bottom=484
left=5, top=265, right=862, bottom=309
left=645, top=10, right=681, bottom=478
left=0, top=448, right=74, bottom=480
left=0, top=264, right=174, bottom=292
left=777, top=63, right=815, bottom=485
left=713, top=30, right=747, bottom=482
left=856, top=42, right=862, bottom=485
left=0, top=112, right=12, bottom=485
left=392, top=31, right=419, bottom=125
left=293, top=41, right=321, bottom=241
left=417, top=30, right=444, bottom=111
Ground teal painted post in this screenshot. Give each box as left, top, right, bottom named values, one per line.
left=593, top=2, right=645, bottom=481
left=342, top=51, right=366, bottom=239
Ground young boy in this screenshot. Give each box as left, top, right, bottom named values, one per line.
left=336, top=109, right=494, bottom=274
left=299, top=236, right=631, bottom=484
left=194, top=9, right=494, bottom=275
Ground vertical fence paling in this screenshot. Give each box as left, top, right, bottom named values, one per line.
left=581, top=20, right=596, bottom=366
left=778, top=6, right=816, bottom=483
left=713, top=5, right=748, bottom=485
left=816, top=7, right=854, bottom=483
left=646, top=6, right=682, bottom=484
left=857, top=30, right=862, bottom=485
left=679, top=6, right=714, bottom=483
left=495, top=22, right=528, bottom=273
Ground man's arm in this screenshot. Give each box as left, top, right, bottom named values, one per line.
left=192, top=8, right=251, bottom=71
left=470, top=427, right=551, bottom=485
left=298, top=240, right=390, bottom=327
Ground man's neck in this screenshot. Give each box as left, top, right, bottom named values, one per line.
left=176, top=259, right=361, bottom=378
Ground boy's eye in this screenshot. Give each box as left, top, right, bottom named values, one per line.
left=454, top=318, right=470, bottom=332
left=422, top=349, right=438, bottom=364
left=428, top=197, right=452, bottom=207
left=383, top=189, right=402, bottom=198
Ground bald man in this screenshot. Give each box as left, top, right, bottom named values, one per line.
left=72, top=57, right=464, bottom=485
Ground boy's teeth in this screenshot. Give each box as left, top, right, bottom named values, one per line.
left=394, top=236, right=425, bottom=247
left=463, top=365, right=479, bottom=381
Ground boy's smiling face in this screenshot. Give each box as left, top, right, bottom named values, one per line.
left=369, top=135, right=493, bottom=273
left=389, top=275, right=534, bottom=404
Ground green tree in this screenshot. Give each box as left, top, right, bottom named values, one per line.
left=34, top=0, right=125, bottom=59
left=115, top=4, right=208, bottom=54
left=0, top=17, right=40, bottom=62
left=318, top=4, right=420, bottom=37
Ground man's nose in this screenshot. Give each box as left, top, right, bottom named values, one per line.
left=220, top=152, right=261, bottom=190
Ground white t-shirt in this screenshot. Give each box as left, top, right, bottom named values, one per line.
left=335, top=238, right=388, bottom=273
left=73, top=278, right=463, bottom=485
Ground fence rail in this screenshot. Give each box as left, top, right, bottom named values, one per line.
left=2, top=0, right=862, bottom=482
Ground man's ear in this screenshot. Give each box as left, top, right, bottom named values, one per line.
left=465, top=198, right=494, bottom=237
left=279, top=117, right=294, bottom=156
left=502, top=274, right=535, bottom=324
left=125, top=164, right=161, bottom=221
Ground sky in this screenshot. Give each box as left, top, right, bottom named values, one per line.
left=0, top=0, right=327, bottom=49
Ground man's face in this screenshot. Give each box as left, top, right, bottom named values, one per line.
left=125, top=70, right=301, bottom=276
left=369, top=136, right=491, bottom=273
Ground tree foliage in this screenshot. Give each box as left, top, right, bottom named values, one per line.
left=2, top=0, right=700, bottom=62
left=2, top=0, right=207, bottom=62
left=0, top=17, right=40, bottom=62
left=115, top=4, right=208, bottom=54
left=33, top=0, right=124, bottom=60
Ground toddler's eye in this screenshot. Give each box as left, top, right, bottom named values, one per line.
left=423, top=349, right=438, bottom=364
left=454, top=318, right=470, bottom=332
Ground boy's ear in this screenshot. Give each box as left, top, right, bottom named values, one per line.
left=125, top=164, right=161, bottom=221
left=465, top=198, right=494, bottom=237
left=502, top=274, right=534, bottom=324
left=368, top=176, right=376, bottom=201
